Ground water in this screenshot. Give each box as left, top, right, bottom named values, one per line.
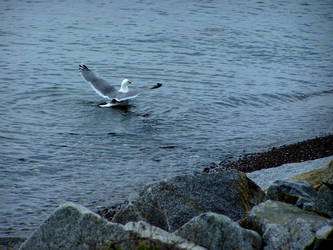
left=1, top=0, right=333, bottom=237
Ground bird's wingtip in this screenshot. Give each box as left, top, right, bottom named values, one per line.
left=79, top=64, right=89, bottom=71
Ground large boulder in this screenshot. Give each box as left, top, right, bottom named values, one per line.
left=290, top=168, right=326, bottom=190
left=112, top=170, right=265, bottom=232
left=313, top=184, right=333, bottom=218
left=20, top=202, right=204, bottom=250
left=321, top=160, right=333, bottom=188
left=265, top=179, right=317, bottom=209
left=240, top=200, right=333, bottom=250
left=175, top=212, right=262, bottom=250
left=290, top=159, right=333, bottom=190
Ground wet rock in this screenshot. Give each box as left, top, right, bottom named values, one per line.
left=175, top=212, right=262, bottom=250
left=322, top=160, right=333, bottom=188
left=112, top=170, right=265, bottom=232
left=240, top=200, right=333, bottom=250
left=265, top=179, right=317, bottom=209
left=19, top=202, right=204, bottom=250
left=313, top=184, right=333, bottom=218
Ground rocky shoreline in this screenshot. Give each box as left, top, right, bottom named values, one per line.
left=2, top=134, right=333, bottom=249
left=206, top=134, right=333, bottom=173
left=17, top=158, right=333, bottom=249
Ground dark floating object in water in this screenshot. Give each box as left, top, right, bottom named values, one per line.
left=151, top=83, right=163, bottom=89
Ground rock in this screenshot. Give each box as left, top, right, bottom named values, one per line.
left=239, top=200, right=333, bottom=250
left=246, top=156, right=333, bottom=190
left=175, top=212, right=262, bottom=250
left=313, top=184, right=333, bottom=218
left=20, top=202, right=205, bottom=250
left=113, top=170, right=265, bottom=232
left=113, top=199, right=169, bottom=231
left=322, top=160, right=333, bottom=188
left=291, top=167, right=327, bottom=190
left=265, top=179, right=317, bottom=209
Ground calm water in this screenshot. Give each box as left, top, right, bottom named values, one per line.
left=1, top=0, right=333, bottom=237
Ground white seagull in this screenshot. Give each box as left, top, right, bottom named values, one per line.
left=79, top=65, right=162, bottom=107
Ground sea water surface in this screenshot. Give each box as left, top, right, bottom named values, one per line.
left=1, top=0, right=333, bottom=237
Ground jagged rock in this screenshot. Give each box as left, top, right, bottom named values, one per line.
left=175, top=212, right=262, bottom=250
left=239, top=200, right=333, bottom=250
left=112, top=170, right=265, bottom=232
left=265, top=179, right=317, bottom=209
left=322, top=160, right=333, bottom=188
left=290, top=159, right=333, bottom=191
left=19, top=202, right=205, bottom=250
left=313, top=184, right=333, bottom=218
left=112, top=198, right=169, bottom=231
left=291, top=167, right=326, bottom=190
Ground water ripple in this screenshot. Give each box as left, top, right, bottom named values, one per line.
left=1, top=0, right=333, bottom=238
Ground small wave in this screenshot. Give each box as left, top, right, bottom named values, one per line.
left=219, top=89, right=333, bottom=109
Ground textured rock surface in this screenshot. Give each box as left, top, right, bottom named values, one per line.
left=175, top=212, right=262, bottom=250
left=313, top=184, right=333, bottom=218
left=112, top=198, right=169, bottom=231
left=291, top=167, right=327, bottom=190
left=19, top=202, right=204, bottom=250
left=240, top=200, right=333, bottom=250
left=265, top=179, right=317, bottom=209
left=113, top=170, right=265, bottom=232
left=321, top=160, right=333, bottom=188
left=246, top=155, right=333, bottom=190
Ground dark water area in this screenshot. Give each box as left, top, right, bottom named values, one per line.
left=0, top=0, right=333, bottom=237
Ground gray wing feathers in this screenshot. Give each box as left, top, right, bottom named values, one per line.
left=90, top=77, right=116, bottom=97
left=115, top=89, right=141, bottom=101
left=80, top=68, right=116, bottom=98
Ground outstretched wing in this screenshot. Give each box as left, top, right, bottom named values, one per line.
left=114, top=82, right=163, bottom=101
left=115, top=89, right=141, bottom=102
left=79, top=65, right=117, bottom=99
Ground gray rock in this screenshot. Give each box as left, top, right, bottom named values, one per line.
left=313, top=184, right=333, bottom=218
left=246, top=156, right=333, bottom=190
left=322, top=160, right=333, bottom=188
left=175, top=212, right=262, bottom=250
left=113, top=170, right=265, bottom=232
left=113, top=197, right=169, bottom=231
left=20, top=202, right=205, bottom=250
left=240, top=200, right=333, bottom=250
left=265, top=179, right=317, bottom=209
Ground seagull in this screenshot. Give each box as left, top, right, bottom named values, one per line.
left=79, top=65, right=162, bottom=107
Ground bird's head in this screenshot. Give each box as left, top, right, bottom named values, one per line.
left=121, top=79, right=132, bottom=86
left=119, top=79, right=132, bottom=93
